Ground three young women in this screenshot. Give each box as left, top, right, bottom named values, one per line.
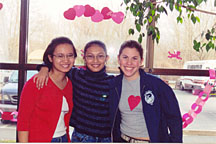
left=34, top=39, right=183, bottom=143
left=17, top=37, right=77, bottom=142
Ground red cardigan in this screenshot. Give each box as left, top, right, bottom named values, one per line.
left=17, top=76, right=73, bottom=142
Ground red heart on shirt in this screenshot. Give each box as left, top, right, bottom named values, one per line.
left=128, top=95, right=141, bottom=111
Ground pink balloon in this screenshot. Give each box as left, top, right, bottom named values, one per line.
left=73, top=5, right=85, bottom=17
left=101, top=7, right=112, bottom=19
left=63, top=8, right=76, bottom=20
left=91, top=10, right=104, bottom=22
left=84, top=5, right=96, bottom=17
left=0, top=3, right=3, bottom=10
left=111, top=12, right=124, bottom=24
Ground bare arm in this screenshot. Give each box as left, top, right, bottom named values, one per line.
left=33, top=67, right=49, bottom=89
left=18, top=131, right=29, bottom=143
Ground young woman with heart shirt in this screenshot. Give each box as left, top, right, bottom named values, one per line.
left=108, top=40, right=183, bottom=143
left=34, top=40, right=114, bottom=142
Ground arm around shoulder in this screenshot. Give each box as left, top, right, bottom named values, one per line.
left=33, top=66, right=49, bottom=89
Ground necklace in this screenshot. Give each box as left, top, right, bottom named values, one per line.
left=50, top=75, right=68, bottom=90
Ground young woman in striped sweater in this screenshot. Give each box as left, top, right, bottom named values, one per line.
left=34, top=40, right=114, bottom=142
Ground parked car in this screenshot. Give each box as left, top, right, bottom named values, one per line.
left=0, top=70, right=38, bottom=123
left=0, top=70, right=38, bottom=105
left=176, top=60, right=216, bottom=95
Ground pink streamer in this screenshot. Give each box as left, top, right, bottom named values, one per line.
left=182, top=69, right=215, bottom=128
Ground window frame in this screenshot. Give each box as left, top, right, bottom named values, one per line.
left=0, top=0, right=211, bottom=103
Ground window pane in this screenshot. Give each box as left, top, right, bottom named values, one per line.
left=0, top=70, right=17, bottom=142
left=28, top=0, right=146, bottom=69
left=159, top=75, right=216, bottom=143
left=0, top=70, right=37, bottom=142
left=0, top=0, right=20, bottom=63
left=154, top=1, right=216, bottom=69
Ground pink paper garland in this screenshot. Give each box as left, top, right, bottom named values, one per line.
left=63, top=5, right=124, bottom=24
left=182, top=69, right=216, bottom=128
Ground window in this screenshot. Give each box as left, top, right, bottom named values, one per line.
left=0, top=0, right=20, bottom=63
left=28, top=0, right=147, bottom=69
left=154, top=1, right=216, bottom=69
left=0, top=0, right=215, bottom=143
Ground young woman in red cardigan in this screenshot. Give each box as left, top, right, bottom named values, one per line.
left=17, top=37, right=77, bottom=142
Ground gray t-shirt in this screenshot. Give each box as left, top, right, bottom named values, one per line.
left=119, top=76, right=149, bottom=138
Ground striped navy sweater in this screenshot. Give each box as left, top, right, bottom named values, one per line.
left=67, top=66, right=114, bottom=138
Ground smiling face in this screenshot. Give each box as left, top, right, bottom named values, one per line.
left=118, top=47, right=143, bottom=81
left=48, top=43, right=75, bottom=74
left=84, top=45, right=109, bottom=72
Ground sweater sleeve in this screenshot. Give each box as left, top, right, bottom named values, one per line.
left=36, top=62, right=51, bottom=72
left=159, top=81, right=183, bottom=142
left=66, top=67, right=79, bottom=81
left=17, top=77, right=39, bottom=131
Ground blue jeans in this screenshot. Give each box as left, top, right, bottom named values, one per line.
left=71, top=130, right=111, bottom=142
left=51, top=134, right=68, bottom=142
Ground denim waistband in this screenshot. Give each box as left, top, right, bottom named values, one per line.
left=51, top=134, right=68, bottom=142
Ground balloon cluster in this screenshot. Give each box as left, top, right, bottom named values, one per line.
left=182, top=69, right=216, bottom=128
left=63, top=5, right=124, bottom=24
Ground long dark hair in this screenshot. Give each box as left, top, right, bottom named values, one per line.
left=43, top=37, right=77, bottom=69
